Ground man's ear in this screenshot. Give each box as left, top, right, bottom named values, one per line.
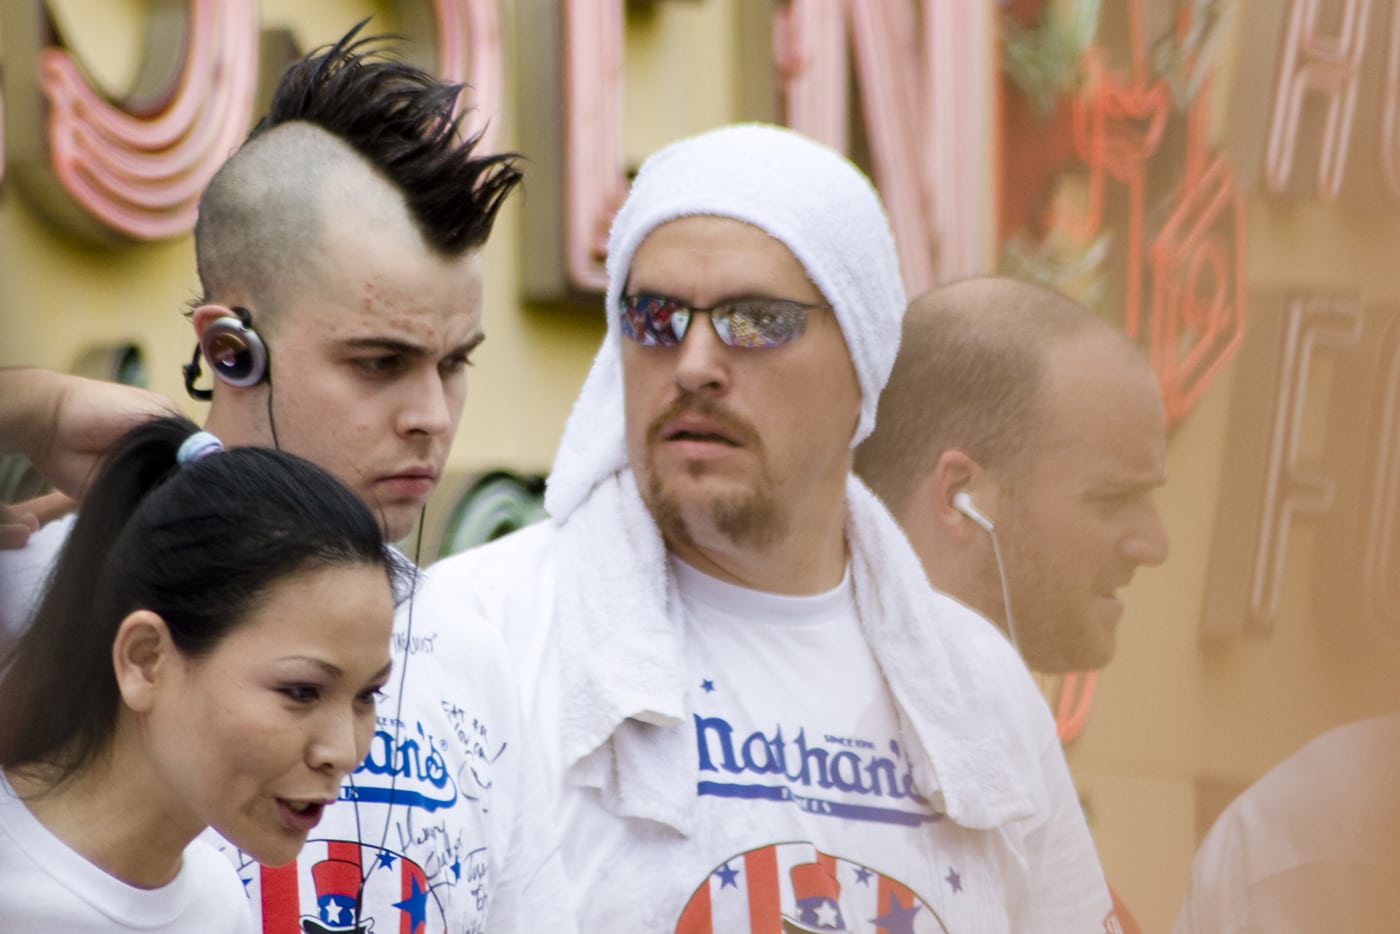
left=926, top=449, right=988, bottom=540
left=191, top=303, right=238, bottom=340
left=112, top=610, right=176, bottom=714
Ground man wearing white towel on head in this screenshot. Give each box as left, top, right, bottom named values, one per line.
left=421, top=123, right=1119, bottom=931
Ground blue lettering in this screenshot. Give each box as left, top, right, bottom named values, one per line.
left=901, top=760, right=929, bottom=805
left=823, top=734, right=876, bottom=750
left=362, top=730, right=398, bottom=774
left=742, top=730, right=780, bottom=774
left=424, top=740, right=449, bottom=788
left=356, top=723, right=458, bottom=792
left=690, top=718, right=939, bottom=823
left=787, top=729, right=831, bottom=788
left=829, top=750, right=869, bottom=793
left=694, top=715, right=741, bottom=773
left=865, top=755, right=899, bottom=798
left=397, top=737, right=423, bottom=778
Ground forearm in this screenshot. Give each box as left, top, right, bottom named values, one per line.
left=0, top=368, right=66, bottom=459
left=0, top=367, right=175, bottom=497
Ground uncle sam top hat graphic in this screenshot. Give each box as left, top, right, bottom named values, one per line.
left=301, top=857, right=373, bottom=934
left=781, top=860, right=851, bottom=933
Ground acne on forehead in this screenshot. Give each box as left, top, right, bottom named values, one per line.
left=305, top=223, right=479, bottom=316
left=361, top=278, right=382, bottom=306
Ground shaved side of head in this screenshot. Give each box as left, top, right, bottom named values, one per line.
left=192, top=24, right=522, bottom=323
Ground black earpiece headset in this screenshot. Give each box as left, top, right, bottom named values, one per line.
left=182, top=306, right=269, bottom=401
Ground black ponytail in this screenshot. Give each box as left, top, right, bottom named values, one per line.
left=0, top=415, right=397, bottom=782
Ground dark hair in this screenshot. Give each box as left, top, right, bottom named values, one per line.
left=253, top=21, right=519, bottom=254
left=191, top=22, right=522, bottom=314
left=0, top=415, right=397, bottom=782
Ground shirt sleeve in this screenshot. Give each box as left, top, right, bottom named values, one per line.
left=1001, top=662, right=1115, bottom=933
left=1171, top=800, right=1248, bottom=934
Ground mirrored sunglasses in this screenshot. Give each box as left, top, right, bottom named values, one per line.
left=618, top=293, right=823, bottom=349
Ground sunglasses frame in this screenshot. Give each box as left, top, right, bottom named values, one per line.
left=618, top=293, right=826, bottom=349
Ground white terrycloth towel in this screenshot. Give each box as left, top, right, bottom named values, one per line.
left=546, top=123, right=905, bottom=519
left=554, top=471, right=1036, bottom=835
left=544, top=123, right=1034, bottom=836
left=553, top=469, right=695, bottom=833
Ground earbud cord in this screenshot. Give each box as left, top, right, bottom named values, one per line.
left=987, top=527, right=1019, bottom=653
left=265, top=375, right=281, bottom=451
left=266, top=335, right=419, bottom=918
left=352, top=506, right=425, bottom=923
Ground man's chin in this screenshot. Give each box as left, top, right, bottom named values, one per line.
left=1075, top=621, right=1118, bottom=672
left=1029, top=646, right=1113, bottom=675
left=379, top=506, right=424, bottom=548
left=649, top=489, right=783, bottom=555
left=1022, top=619, right=1117, bottom=673
left=646, top=487, right=701, bottom=552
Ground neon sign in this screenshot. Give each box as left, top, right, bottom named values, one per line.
left=0, top=0, right=502, bottom=241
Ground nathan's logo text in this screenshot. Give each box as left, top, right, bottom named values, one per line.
left=693, top=715, right=938, bottom=827
left=350, top=721, right=458, bottom=812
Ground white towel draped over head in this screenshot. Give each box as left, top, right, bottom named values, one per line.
left=546, top=123, right=905, bottom=519
left=543, top=123, right=1033, bottom=837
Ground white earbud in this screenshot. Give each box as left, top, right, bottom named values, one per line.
left=952, top=488, right=1018, bottom=652
left=952, top=490, right=995, bottom=533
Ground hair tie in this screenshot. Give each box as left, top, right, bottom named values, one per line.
left=177, top=430, right=224, bottom=467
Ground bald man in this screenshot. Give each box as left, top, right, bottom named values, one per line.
left=855, top=276, right=1170, bottom=674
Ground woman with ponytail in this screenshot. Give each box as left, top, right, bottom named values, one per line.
left=0, top=414, right=401, bottom=931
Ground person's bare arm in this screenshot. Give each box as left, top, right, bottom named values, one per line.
left=0, top=368, right=177, bottom=499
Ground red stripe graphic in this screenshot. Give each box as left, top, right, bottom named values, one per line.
left=260, top=862, right=300, bottom=934
left=403, top=857, right=428, bottom=934
left=329, top=839, right=363, bottom=870
left=675, top=876, right=713, bottom=934
left=746, top=845, right=781, bottom=930
left=815, top=850, right=838, bottom=886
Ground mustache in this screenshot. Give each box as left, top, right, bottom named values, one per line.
left=645, top=395, right=761, bottom=449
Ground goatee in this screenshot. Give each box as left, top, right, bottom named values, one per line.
left=649, top=473, right=787, bottom=552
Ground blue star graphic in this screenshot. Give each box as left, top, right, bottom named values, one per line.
left=870, top=891, right=921, bottom=934
left=945, top=866, right=962, bottom=893
left=393, top=875, right=429, bottom=933
left=853, top=866, right=873, bottom=885
left=714, top=862, right=741, bottom=889
left=376, top=851, right=397, bottom=870
left=451, top=858, right=462, bottom=881
left=701, top=679, right=716, bottom=693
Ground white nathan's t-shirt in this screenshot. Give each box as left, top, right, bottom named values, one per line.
left=0, top=771, right=252, bottom=932
left=554, top=557, right=1074, bottom=931
left=429, top=519, right=1115, bottom=932
left=205, top=587, right=576, bottom=934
